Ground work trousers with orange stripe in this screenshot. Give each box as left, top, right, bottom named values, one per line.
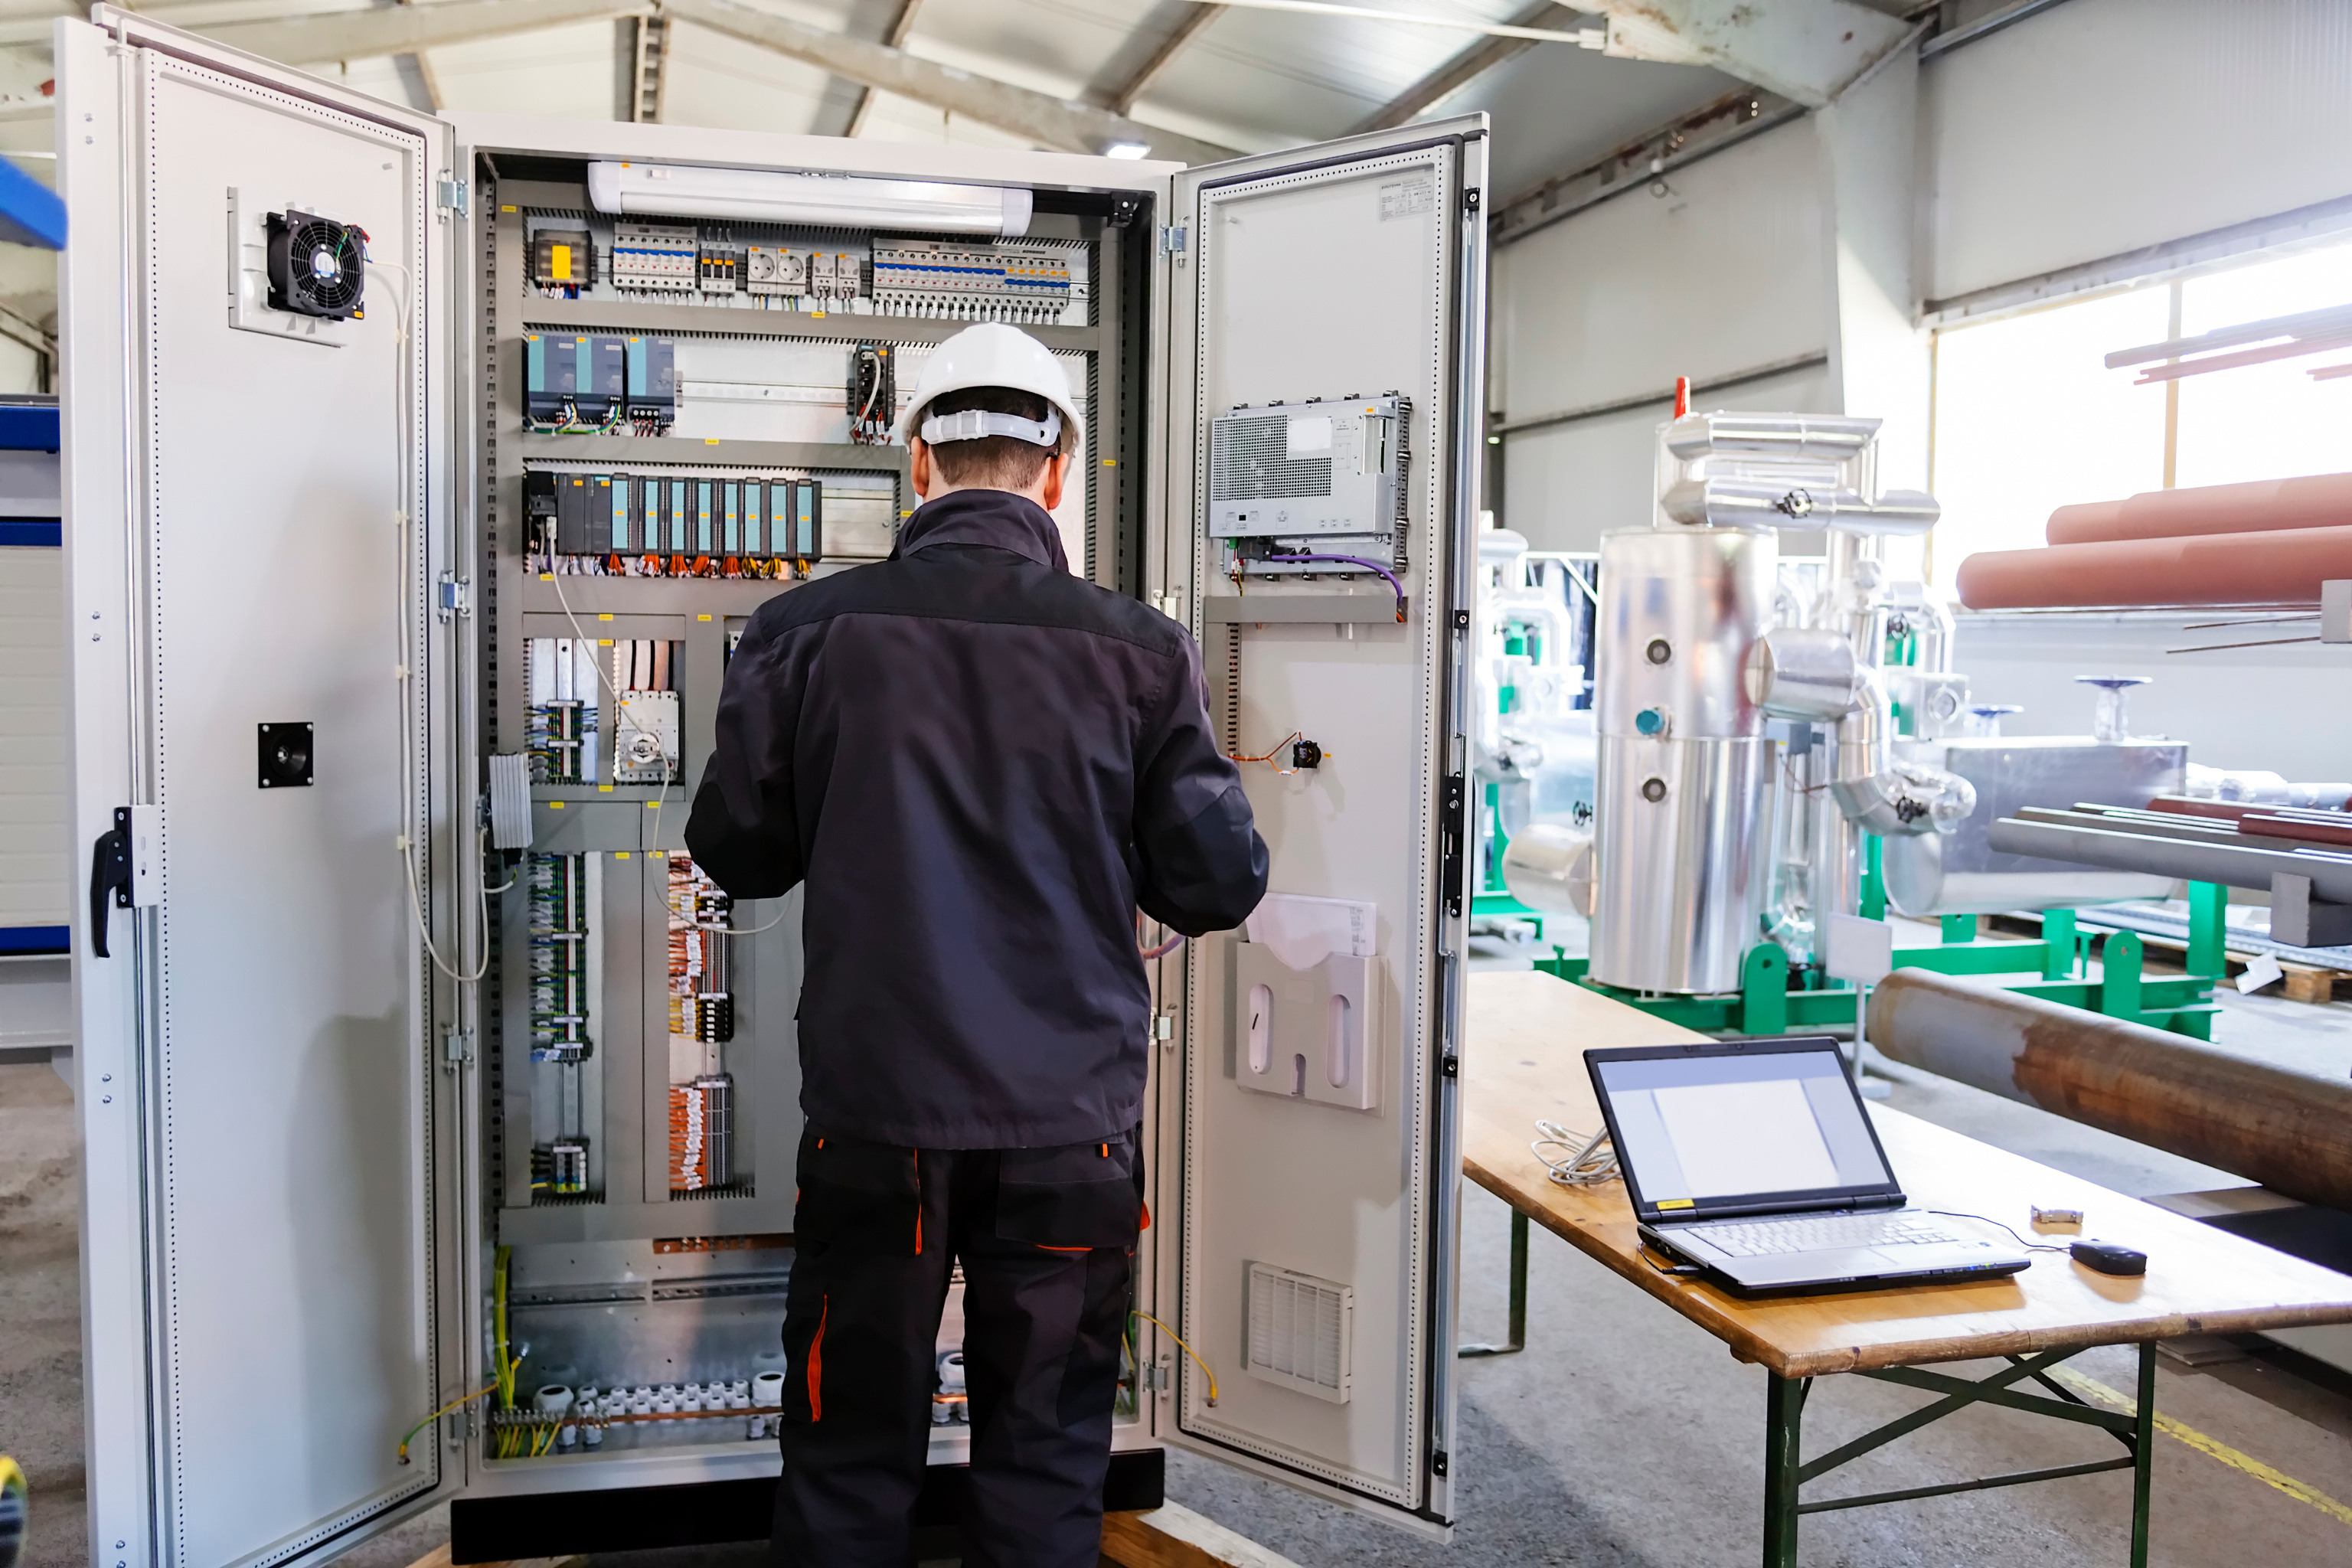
left=773, top=1127, right=1142, bottom=1568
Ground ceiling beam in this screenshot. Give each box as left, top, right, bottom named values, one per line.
left=658, top=0, right=1236, bottom=164
left=630, top=11, right=670, bottom=121
left=841, top=0, right=922, bottom=138
left=1489, top=85, right=1801, bottom=247
left=1589, top=0, right=1916, bottom=108
left=1354, top=0, right=1578, bottom=134
left=843, top=0, right=926, bottom=139
left=1107, top=2, right=1225, bottom=116
left=394, top=0, right=447, bottom=114
left=192, top=0, right=645, bottom=70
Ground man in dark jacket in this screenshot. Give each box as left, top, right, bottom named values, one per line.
left=685, top=322, right=1267, bottom=1568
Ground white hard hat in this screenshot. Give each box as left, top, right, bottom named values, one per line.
left=894, top=322, right=1085, bottom=455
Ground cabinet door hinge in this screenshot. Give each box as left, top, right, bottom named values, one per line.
left=1158, top=224, right=1187, bottom=255
left=443, top=1027, right=474, bottom=1067
left=436, top=177, right=468, bottom=217
left=438, top=571, right=471, bottom=622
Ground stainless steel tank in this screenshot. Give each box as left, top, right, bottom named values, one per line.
left=1590, top=526, right=1779, bottom=994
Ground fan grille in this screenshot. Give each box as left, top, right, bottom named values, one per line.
left=289, top=220, right=363, bottom=312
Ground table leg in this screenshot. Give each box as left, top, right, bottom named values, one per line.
left=2131, top=1341, right=2156, bottom=1568
left=1763, top=1373, right=1806, bottom=1568
left=1459, top=1209, right=1529, bottom=1357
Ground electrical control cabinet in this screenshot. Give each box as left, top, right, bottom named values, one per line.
left=60, top=8, right=1485, bottom=1561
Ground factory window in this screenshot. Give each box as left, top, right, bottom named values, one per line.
left=1928, top=235, right=2352, bottom=593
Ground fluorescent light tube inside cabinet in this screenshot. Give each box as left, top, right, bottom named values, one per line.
left=587, top=162, right=1033, bottom=238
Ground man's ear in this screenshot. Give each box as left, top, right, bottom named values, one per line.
left=910, top=438, right=934, bottom=501
left=1039, top=450, right=1069, bottom=511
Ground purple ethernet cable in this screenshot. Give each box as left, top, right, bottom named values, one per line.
left=1263, top=554, right=1407, bottom=622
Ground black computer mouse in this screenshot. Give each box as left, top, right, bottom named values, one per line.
left=2072, top=1240, right=2148, bottom=1276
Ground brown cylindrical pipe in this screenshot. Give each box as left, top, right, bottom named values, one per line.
left=2146, top=795, right=2259, bottom=822
left=1955, top=524, right=2352, bottom=609
left=2047, top=472, right=2352, bottom=545
left=1867, top=969, right=2352, bottom=1210
left=2150, top=796, right=2352, bottom=824
left=2242, top=812, right=2352, bottom=847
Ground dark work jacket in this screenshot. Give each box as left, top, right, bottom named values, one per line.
left=684, top=488, right=1269, bottom=1148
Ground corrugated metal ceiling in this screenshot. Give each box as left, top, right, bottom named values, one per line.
left=0, top=0, right=1727, bottom=174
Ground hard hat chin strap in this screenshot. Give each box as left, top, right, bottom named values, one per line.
left=920, top=407, right=1062, bottom=449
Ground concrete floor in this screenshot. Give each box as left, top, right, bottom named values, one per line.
left=5, top=982, right=2352, bottom=1567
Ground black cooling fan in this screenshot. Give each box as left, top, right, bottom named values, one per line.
left=265, top=210, right=366, bottom=321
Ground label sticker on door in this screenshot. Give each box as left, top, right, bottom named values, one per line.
left=1379, top=176, right=1435, bottom=221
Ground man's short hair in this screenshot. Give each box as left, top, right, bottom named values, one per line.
left=919, top=384, right=1075, bottom=492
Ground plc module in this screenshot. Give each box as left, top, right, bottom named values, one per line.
left=1207, top=394, right=1409, bottom=540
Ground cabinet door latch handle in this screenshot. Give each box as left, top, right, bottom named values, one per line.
left=89, top=806, right=133, bottom=959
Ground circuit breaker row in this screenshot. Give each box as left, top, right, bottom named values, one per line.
left=527, top=469, right=823, bottom=576
left=530, top=220, right=1074, bottom=323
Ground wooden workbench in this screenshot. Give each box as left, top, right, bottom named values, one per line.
left=1462, top=968, right=2352, bottom=1378
left=1459, top=969, right=2352, bottom=1566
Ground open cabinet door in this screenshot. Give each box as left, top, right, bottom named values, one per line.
left=60, top=10, right=466, bottom=1564
left=1158, top=117, right=1488, bottom=1533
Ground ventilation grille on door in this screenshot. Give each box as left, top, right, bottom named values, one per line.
left=1245, top=1263, right=1352, bottom=1403
left=1210, top=415, right=1333, bottom=502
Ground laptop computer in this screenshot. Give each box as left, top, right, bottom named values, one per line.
left=1583, top=1035, right=2030, bottom=1295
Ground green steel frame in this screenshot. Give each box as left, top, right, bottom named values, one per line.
left=1519, top=884, right=2232, bottom=1042
left=1455, top=1215, right=2160, bottom=1563
left=1763, top=1342, right=2158, bottom=1567
left=1455, top=1208, right=1530, bottom=1358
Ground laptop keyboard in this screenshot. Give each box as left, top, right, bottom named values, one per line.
left=1687, top=1212, right=1962, bottom=1258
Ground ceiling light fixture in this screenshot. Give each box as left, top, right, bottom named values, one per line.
left=1103, top=141, right=1153, bottom=159
left=587, top=162, right=1034, bottom=238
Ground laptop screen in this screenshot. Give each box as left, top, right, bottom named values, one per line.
left=1586, top=1038, right=1901, bottom=1220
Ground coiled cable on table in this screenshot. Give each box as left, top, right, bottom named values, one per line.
left=1532, top=1119, right=1619, bottom=1187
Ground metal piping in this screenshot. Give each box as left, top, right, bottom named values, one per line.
left=1988, top=815, right=2352, bottom=901
left=1906, top=594, right=1955, bottom=674
left=1500, top=821, right=1595, bottom=916
left=1663, top=412, right=1880, bottom=462
left=1827, top=670, right=1977, bottom=837
left=1880, top=831, right=2172, bottom=916
left=1746, top=626, right=1857, bottom=723
left=1867, top=969, right=2352, bottom=1212
left=1661, top=478, right=1940, bottom=534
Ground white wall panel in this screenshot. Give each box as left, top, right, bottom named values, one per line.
left=1493, top=119, right=1825, bottom=424
left=1924, top=0, right=2352, bottom=304
left=1501, top=362, right=1832, bottom=554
